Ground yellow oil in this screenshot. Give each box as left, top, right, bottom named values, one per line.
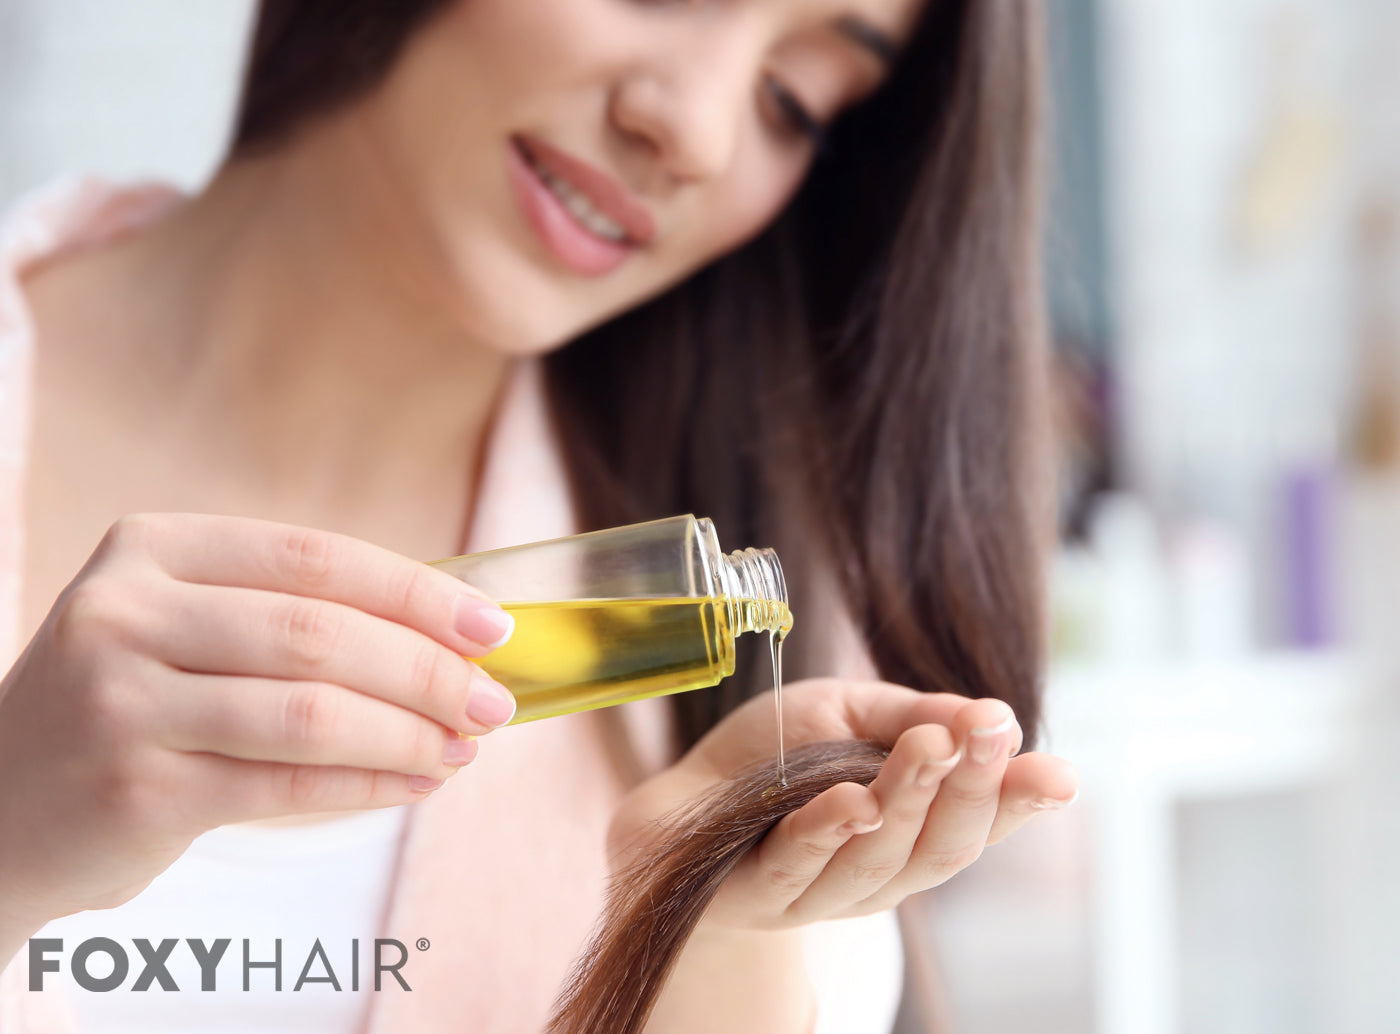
left=480, top=595, right=792, bottom=785
left=770, top=626, right=789, bottom=787
left=478, top=597, right=734, bottom=724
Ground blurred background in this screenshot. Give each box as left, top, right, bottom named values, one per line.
left=2, top=1, right=1397, bottom=1032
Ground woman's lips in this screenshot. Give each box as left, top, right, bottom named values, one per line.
left=506, top=136, right=650, bottom=277
left=519, top=135, right=656, bottom=245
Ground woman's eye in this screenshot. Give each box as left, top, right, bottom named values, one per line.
left=764, top=78, right=829, bottom=151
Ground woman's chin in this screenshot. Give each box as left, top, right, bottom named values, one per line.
left=433, top=259, right=576, bottom=356
left=455, top=273, right=642, bottom=359
left=453, top=295, right=589, bottom=359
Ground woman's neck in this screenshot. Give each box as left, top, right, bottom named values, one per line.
left=44, top=120, right=512, bottom=528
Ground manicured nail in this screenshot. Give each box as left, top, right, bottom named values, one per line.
left=408, top=776, right=444, bottom=794
left=454, top=596, right=514, bottom=649
left=970, top=711, right=1016, bottom=737
left=838, top=816, right=884, bottom=835
left=969, top=712, right=1015, bottom=765
left=466, top=671, right=516, bottom=728
left=915, top=749, right=963, bottom=788
left=1030, top=788, right=1079, bottom=810
left=443, top=734, right=479, bottom=767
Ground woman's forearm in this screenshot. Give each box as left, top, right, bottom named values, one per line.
left=641, top=923, right=817, bottom=1034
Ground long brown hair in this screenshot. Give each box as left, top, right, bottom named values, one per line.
left=545, top=740, right=890, bottom=1034
left=232, top=0, right=1051, bottom=756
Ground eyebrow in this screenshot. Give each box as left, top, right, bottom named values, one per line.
left=833, top=14, right=900, bottom=67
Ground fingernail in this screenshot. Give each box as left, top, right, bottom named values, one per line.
left=443, top=734, right=479, bottom=767
left=915, top=750, right=962, bottom=788
left=969, top=712, right=1015, bottom=765
left=838, top=816, right=884, bottom=835
left=466, top=671, right=516, bottom=728
left=408, top=776, right=444, bottom=794
left=454, top=597, right=514, bottom=650
left=1030, top=788, right=1079, bottom=810
left=969, top=732, right=1007, bottom=765
left=970, top=711, right=1016, bottom=737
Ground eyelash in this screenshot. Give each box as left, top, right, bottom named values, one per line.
left=764, top=78, right=830, bottom=154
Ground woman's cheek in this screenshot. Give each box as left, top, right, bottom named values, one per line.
left=624, top=176, right=804, bottom=308
left=704, top=158, right=811, bottom=259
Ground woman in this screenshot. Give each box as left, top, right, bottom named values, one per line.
left=0, top=0, right=1079, bottom=1031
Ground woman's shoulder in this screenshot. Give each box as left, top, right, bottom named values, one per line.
left=0, top=173, right=184, bottom=433
left=0, top=175, right=184, bottom=361
left=0, top=177, right=186, bottom=666
left=0, top=176, right=182, bottom=273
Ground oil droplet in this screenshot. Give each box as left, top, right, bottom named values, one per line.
left=769, top=609, right=791, bottom=788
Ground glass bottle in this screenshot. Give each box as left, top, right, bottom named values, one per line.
left=429, top=514, right=791, bottom=724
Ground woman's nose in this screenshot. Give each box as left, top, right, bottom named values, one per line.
left=608, top=48, right=753, bottom=186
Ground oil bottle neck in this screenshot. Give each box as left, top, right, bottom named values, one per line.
left=716, top=547, right=791, bottom=636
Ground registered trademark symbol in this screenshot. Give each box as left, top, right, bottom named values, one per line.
left=415, top=938, right=430, bottom=952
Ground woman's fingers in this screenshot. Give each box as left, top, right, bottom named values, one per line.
left=786, top=721, right=1075, bottom=919
left=141, top=580, right=515, bottom=735
left=984, top=752, right=1081, bottom=845
left=154, top=670, right=479, bottom=781
left=838, top=698, right=1019, bottom=914
left=186, top=752, right=444, bottom=828
left=815, top=679, right=1024, bottom=758
left=786, top=723, right=960, bottom=923
left=698, top=679, right=983, bottom=777
left=708, top=781, right=880, bottom=929
left=98, top=512, right=513, bottom=655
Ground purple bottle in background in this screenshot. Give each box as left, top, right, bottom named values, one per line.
left=1281, top=464, right=1336, bottom=647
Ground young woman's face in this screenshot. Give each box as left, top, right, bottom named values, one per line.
left=349, top=0, right=924, bottom=352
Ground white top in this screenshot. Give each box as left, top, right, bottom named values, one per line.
left=808, top=912, right=905, bottom=1034
left=31, top=805, right=411, bottom=1034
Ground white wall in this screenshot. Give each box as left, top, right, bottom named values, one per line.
left=0, top=0, right=254, bottom=210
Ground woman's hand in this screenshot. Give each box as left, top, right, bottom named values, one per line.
left=0, top=512, right=516, bottom=939
left=608, top=677, right=1079, bottom=931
